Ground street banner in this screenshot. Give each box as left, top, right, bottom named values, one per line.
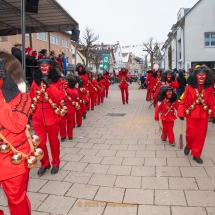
left=103, top=54, right=109, bottom=71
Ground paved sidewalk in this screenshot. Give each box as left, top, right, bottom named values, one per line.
left=1, top=83, right=215, bottom=215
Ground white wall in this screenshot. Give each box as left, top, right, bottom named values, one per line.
left=185, top=0, right=215, bottom=62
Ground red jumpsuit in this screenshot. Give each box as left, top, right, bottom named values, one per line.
left=155, top=99, right=179, bottom=143
left=79, top=88, right=89, bottom=116
left=146, top=72, right=153, bottom=100
left=59, top=88, right=78, bottom=139
left=29, top=79, right=65, bottom=168
left=0, top=91, right=31, bottom=215
left=178, top=85, right=215, bottom=157
left=103, top=74, right=110, bottom=97
left=96, top=81, right=103, bottom=105
left=114, top=71, right=129, bottom=103
left=101, top=80, right=105, bottom=103
left=76, top=88, right=84, bottom=126
left=87, top=79, right=97, bottom=109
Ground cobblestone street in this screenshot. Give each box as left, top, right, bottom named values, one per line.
left=1, top=83, right=215, bottom=215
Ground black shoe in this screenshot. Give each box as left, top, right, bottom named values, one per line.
left=87, top=108, right=90, bottom=111
left=126, top=101, right=128, bottom=104
left=37, top=165, right=51, bottom=176
left=82, top=114, right=86, bottom=119
left=184, top=146, right=190, bottom=155
left=51, top=166, right=59, bottom=174
left=77, top=125, right=81, bottom=127
left=193, top=156, right=203, bottom=164
left=91, top=108, right=94, bottom=110
left=61, top=138, right=66, bottom=142
left=106, top=96, right=108, bottom=98
left=69, top=137, right=73, bottom=140
left=123, top=102, right=125, bottom=104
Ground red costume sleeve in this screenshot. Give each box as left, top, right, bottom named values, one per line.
left=66, top=88, right=78, bottom=99
left=154, top=103, right=161, bottom=121
left=0, top=92, right=31, bottom=133
left=178, top=85, right=190, bottom=117
left=46, top=82, right=65, bottom=102
left=207, top=87, right=215, bottom=117
left=171, top=80, right=179, bottom=89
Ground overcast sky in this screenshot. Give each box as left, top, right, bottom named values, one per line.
left=59, top=0, right=199, bottom=57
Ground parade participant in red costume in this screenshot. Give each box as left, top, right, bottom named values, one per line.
left=59, top=75, right=78, bottom=141
left=76, top=64, right=89, bottom=110
left=29, top=57, right=65, bottom=175
left=155, top=86, right=178, bottom=146
left=145, top=69, right=154, bottom=101
left=151, top=69, right=162, bottom=106
left=77, top=76, right=89, bottom=120
left=114, top=68, right=129, bottom=104
left=178, top=65, right=215, bottom=164
left=0, top=52, right=31, bottom=215
left=87, top=72, right=97, bottom=110
left=96, top=74, right=105, bottom=105
left=103, top=70, right=110, bottom=97
left=99, top=74, right=105, bottom=103
left=74, top=75, right=84, bottom=127
left=161, top=70, right=179, bottom=89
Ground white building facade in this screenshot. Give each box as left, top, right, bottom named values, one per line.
left=162, top=0, right=215, bottom=71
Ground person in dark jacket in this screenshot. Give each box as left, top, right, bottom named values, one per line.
left=176, top=70, right=186, bottom=97
left=11, top=42, right=22, bottom=64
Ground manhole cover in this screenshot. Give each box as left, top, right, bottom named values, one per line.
left=106, top=113, right=126, bottom=116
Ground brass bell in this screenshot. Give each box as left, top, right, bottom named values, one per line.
left=60, top=100, right=65, bottom=106
left=60, top=111, right=65, bottom=117
left=208, top=109, right=212, bottom=115
left=31, top=135, right=40, bottom=147
left=33, top=148, right=44, bottom=161
left=80, top=100, right=83, bottom=103
left=190, top=105, right=195, bottom=110
left=33, top=97, right=38, bottom=104
left=51, top=103, right=57, bottom=109
left=43, top=84, right=46, bottom=89
left=25, top=155, right=37, bottom=169
left=196, top=93, right=199, bottom=98
left=77, top=97, right=80, bottom=101
left=41, top=88, right=45, bottom=94
left=54, top=108, right=60, bottom=115
left=68, top=97, right=72, bottom=101
left=200, top=93, right=204, bottom=98
left=203, top=105, right=208, bottom=110
left=62, top=106, right=67, bottom=112
left=0, top=142, right=11, bottom=153
left=11, top=152, right=23, bottom=165
left=31, top=104, right=36, bottom=110
left=36, top=91, right=41, bottom=96
left=185, top=109, right=190, bottom=115
left=26, top=124, right=31, bottom=130
left=195, top=99, right=200, bottom=104
left=72, top=101, right=75, bottom=106
left=201, top=99, right=205, bottom=104
left=44, top=95, right=49, bottom=101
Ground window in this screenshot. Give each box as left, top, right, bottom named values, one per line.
left=72, top=54, right=75, bottom=58
left=25, top=33, right=29, bottom=36
left=205, top=33, right=215, bottom=46
left=50, top=34, right=59, bottom=45
left=37, top=32, right=47, bottom=41
left=62, top=38, right=69, bottom=48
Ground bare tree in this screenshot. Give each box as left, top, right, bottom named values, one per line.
left=90, top=51, right=102, bottom=73
left=78, top=27, right=99, bottom=69
left=143, top=37, right=162, bottom=69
